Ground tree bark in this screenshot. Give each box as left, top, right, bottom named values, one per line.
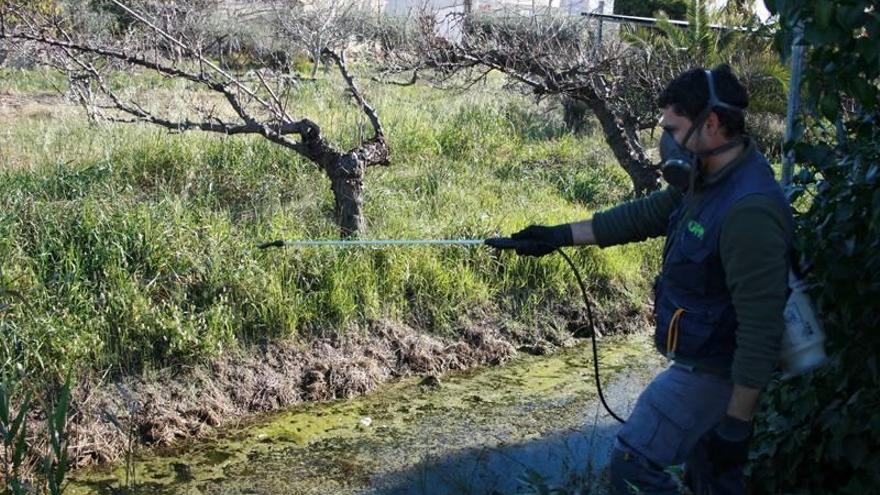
left=572, top=84, right=661, bottom=195
left=329, top=155, right=366, bottom=237
left=324, top=136, right=389, bottom=237
left=588, top=97, right=660, bottom=195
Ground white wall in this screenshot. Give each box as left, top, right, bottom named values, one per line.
left=384, top=0, right=470, bottom=40
left=384, top=0, right=468, bottom=15
left=706, top=0, right=773, bottom=22
left=382, top=0, right=616, bottom=41
left=474, top=0, right=611, bottom=15
left=557, top=0, right=610, bottom=15
left=385, top=0, right=612, bottom=16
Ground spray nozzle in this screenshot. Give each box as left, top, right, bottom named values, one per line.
left=483, top=237, right=520, bottom=250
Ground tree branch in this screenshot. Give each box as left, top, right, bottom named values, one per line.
left=372, top=70, right=420, bottom=87
left=107, top=0, right=275, bottom=113
left=325, top=49, right=385, bottom=140
left=8, top=32, right=223, bottom=90
left=384, top=10, right=660, bottom=193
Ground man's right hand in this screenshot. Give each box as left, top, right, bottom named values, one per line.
left=509, top=224, right=574, bottom=257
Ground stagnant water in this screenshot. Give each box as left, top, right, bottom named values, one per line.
left=69, top=334, right=664, bottom=495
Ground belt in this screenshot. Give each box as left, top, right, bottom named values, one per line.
left=672, top=361, right=731, bottom=379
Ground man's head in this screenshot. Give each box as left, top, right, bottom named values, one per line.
left=657, top=65, right=749, bottom=154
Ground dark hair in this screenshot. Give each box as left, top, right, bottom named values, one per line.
left=657, top=64, right=749, bottom=136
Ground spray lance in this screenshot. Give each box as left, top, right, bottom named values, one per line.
left=258, top=236, right=627, bottom=424
left=258, top=230, right=828, bottom=428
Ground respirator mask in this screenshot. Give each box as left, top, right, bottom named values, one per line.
left=659, top=70, right=746, bottom=192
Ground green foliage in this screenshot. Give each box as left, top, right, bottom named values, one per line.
left=465, top=13, right=583, bottom=48
left=0, top=67, right=67, bottom=94
left=42, top=377, right=70, bottom=495
left=622, top=1, right=789, bottom=154
left=0, top=377, right=72, bottom=495
left=0, top=0, right=60, bottom=20
left=0, top=73, right=657, bottom=383
left=749, top=2, right=880, bottom=493
left=85, top=0, right=133, bottom=33
left=0, top=378, right=31, bottom=495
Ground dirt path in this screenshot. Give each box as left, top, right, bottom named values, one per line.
left=0, top=92, right=68, bottom=119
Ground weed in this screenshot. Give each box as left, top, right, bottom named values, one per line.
left=0, top=69, right=659, bottom=385
left=0, top=376, right=72, bottom=495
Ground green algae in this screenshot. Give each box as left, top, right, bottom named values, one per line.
left=67, top=333, right=663, bottom=495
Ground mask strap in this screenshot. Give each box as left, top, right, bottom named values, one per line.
left=674, top=70, right=747, bottom=196
left=699, top=135, right=744, bottom=157
left=705, top=70, right=742, bottom=111
left=687, top=70, right=747, bottom=156
left=680, top=106, right=712, bottom=149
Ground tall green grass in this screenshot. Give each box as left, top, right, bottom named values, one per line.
left=0, top=71, right=661, bottom=380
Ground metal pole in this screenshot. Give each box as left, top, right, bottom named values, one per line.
left=782, top=23, right=806, bottom=187
left=258, top=239, right=486, bottom=249
left=597, top=0, right=605, bottom=47
left=579, top=11, right=756, bottom=32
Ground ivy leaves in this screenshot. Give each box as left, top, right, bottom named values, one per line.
left=751, top=1, right=880, bottom=494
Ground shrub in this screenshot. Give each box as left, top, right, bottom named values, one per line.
left=749, top=2, right=880, bottom=493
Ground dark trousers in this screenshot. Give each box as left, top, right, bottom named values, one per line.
left=608, top=364, right=745, bottom=495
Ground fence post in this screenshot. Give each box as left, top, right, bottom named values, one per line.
left=782, top=22, right=805, bottom=187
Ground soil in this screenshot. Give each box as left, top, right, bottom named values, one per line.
left=0, top=92, right=66, bottom=119
left=56, top=303, right=650, bottom=470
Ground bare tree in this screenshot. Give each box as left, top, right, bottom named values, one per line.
left=378, top=9, right=663, bottom=195
left=273, top=0, right=365, bottom=79
left=1, top=0, right=388, bottom=236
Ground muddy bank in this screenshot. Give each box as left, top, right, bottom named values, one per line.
left=68, top=333, right=664, bottom=495
left=61, top=303, right=651, bottom=470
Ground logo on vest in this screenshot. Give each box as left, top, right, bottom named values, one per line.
left=687, top=220, right=705, bottom=240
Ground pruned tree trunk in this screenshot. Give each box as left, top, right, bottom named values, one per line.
left=578, top=93, right=660, bottom=195
left=330, top=167, right=365, bottom=236
left=326, top=136, right=390, bottom=237
left=562, top=95, right=589, bottom=134
left=310, top=46, right=321, bottom=78
left=575, top=76, right=661, bottom=195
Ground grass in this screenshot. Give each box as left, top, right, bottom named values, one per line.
left=0, top=69, right=662, bottom=382
left=0, top=67, right=68, bottom=95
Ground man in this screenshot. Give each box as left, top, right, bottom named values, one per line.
left=493, top=66, right=793, bottom=494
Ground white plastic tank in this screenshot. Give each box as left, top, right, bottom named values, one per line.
left=780, top=271, right=828, bottom=377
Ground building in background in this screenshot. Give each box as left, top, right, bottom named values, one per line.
left=383, top=0, right=613, bottom=40
left=384, top=0, right=612, bottom=16
left=220, top=0, right=769, bottom=43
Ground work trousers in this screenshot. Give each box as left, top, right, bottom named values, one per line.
left=609, top=364, right=745, bottom=495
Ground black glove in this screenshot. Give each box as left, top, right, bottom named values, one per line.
left=508, top=224, right=574, bottom=257
left=707, top=415, right=753, bottom=474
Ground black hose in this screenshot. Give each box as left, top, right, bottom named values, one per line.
left=263, top=236, right=627, bottom=423
left=554, top=248, right=626, bottom=424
